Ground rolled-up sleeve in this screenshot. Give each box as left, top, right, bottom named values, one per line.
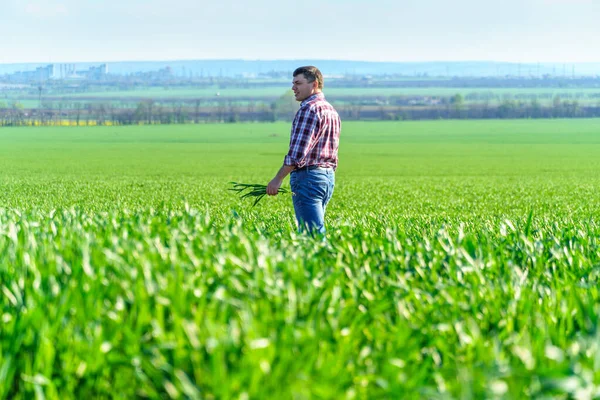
left=284, top=106, right=318, bottom=168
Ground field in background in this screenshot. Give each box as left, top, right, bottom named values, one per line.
left=4, top=86, right=600, bottom=106
left=2, top=120, right=600, bottom=398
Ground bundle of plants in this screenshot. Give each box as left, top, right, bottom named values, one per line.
left=229, top=182, right=291, bottom=206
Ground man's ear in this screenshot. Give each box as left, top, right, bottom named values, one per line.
left=312, top=80, right=319, bottom=91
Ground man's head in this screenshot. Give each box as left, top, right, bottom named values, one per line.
left=292, top=66, right=323, bottom=102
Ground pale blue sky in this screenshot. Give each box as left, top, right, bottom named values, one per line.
left=1, top=0, right=599, bottom=64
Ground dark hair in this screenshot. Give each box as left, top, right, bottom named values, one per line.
left=293, top=66, right=323, bottom=90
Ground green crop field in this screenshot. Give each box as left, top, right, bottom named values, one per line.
left=2, top=120, right=600, bottom=398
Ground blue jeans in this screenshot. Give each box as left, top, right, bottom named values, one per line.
left=289, top=167, right=335, bottom=235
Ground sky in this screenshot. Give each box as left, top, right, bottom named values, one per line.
left=1, top=0, right=599, bottom=64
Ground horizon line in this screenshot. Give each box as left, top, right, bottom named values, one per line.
left=2, top=58, right=600, bottom=66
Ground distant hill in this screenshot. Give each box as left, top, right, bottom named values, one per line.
left=1, top=60, right=599, bottom=78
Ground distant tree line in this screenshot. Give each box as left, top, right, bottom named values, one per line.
left=1, top=96, right=599, bottom=127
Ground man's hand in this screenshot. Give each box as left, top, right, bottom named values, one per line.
left=267, top=178, right=282, bottom=196
left=267, top=165, right=294, bottom=196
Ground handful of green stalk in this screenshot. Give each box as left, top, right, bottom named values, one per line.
left=229, top=182, right=291, bottom=206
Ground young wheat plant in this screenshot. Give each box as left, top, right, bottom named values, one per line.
left=229, top=182, right=291, bottom=206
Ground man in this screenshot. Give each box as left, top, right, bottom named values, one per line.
left=266, top=66, right=341, bottom=235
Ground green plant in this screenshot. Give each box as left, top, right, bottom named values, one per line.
left=228, top=182, right=291, bottom=206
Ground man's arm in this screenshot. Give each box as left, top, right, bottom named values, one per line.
left=267, top=106, right=318, bottom=196
left=284, top=108, right=319, bottom=169
left=266, top=164, right=295, bottom=196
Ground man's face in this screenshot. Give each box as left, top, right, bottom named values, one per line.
left=292, top=74, right=318, bottom=102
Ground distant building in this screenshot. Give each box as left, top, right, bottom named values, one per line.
left=79, top=64, right=108, bottom=80
left=4, top=64, right=56, bottom=82
left=131, top=66, right=173, bottom=81
left=1, top=64, right=108, bottom=82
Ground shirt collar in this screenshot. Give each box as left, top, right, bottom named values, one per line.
left=301, top=92, right=324, bottom=107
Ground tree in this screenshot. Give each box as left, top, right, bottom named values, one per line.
left=194, top=99, right=201, bottom=123
left=10, top=101, right=25, bottom=126
left=271, top=90, right=298, bottom=121
left=134, top=102, right=146, bottom=124
left=450, top=93, right=465, bottom=117
left=552, top=95, right=563, bottom=117
left=0, top=101, right=7, bottom=126
left=529, top=98, right=542, bottom=118
left=74, top=102, right=82, bottom=126
left=563, top=100, right=581, bottom=117
left=498, top=99, right=517, bottom=118
left=144, top=100, right=154, bottom=124
left=227, top=101, right=240, bottom=123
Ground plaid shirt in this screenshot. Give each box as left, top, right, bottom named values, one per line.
left=284, top=93, right=341, bottom=170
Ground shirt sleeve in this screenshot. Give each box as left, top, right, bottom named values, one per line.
left=284, top=106, right=318, bottom=167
